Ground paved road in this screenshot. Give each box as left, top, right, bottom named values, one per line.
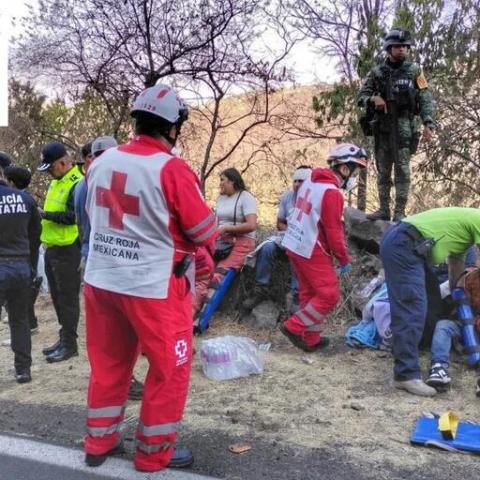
left=1, top=400, right=479, bottom=480
left=0, top=434, right=216, bottom=480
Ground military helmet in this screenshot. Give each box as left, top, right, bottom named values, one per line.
left=383, top=29, right=413, bottom=50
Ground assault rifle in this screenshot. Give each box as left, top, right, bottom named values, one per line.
left=383, top=68, right=400, bottom=167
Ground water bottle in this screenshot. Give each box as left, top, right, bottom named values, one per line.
left=451, top=287, right=480, bottom=367
left=200, top=336, right=270, bottom=381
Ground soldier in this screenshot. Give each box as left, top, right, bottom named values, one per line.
left=357, top=28, right=435, bottom=221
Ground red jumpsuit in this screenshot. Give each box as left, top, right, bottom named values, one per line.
left=83, top=135, right=216, bottom=472
left=282, top=168, right=350, bottom=347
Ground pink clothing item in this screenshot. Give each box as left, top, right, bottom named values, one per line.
left=193, top=277, right=209, bottom=316
left=213, top=235, right=255, bottom=283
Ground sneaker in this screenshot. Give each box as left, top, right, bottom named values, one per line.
left=392, top=212, right=406, bottom=222
left=426, top=363, right=451, bottom=388
left=394, top=379, right=437, bottom=397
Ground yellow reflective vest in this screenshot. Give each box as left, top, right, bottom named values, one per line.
left=41, top=165, right=83, bottom=247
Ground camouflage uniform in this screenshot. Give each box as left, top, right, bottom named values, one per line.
left=358, top=59, right=435, bottom=220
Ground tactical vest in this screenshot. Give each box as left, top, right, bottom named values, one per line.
left=373, top=62, right=419, bottom=114
left=41, top=165, right=83, bottom=247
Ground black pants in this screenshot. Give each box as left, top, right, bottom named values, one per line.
left=45, top=243, right=81, bottom=348
left=0, top=259, right=32, bottom=372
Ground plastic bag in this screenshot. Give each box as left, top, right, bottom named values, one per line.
left=200, top=336, right=270, bottom=381
left=37, top=246, right=50, bottom=294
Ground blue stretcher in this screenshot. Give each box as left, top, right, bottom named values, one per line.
left=411, top=417, right=480, bottom=453
left=194, top=268, right=237, bottom=334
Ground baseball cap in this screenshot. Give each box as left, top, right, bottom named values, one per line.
left=38, top=141, right=68, bottom=172
left=4, top=165, right=32, bottom=190
left=92, top=136, right=118, bottom=157
left=0, top=151, right=12, bottom=169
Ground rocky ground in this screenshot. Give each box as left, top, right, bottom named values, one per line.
left=1, top=292, right=480, bottom=479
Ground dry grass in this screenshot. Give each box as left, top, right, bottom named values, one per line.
left=1, top=292, right=480, bottom=473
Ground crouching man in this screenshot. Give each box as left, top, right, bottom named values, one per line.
left=380, top=207, right=480, bottom=397
left=280, top=144, right=368, bottom=352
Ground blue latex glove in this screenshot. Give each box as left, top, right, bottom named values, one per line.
left=339, top=263, right=353, bottom=276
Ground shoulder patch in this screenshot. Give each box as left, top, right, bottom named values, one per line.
left=416, top=70, right=428, bottom=89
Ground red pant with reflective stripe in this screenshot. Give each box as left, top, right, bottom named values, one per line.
left=84, top=275, right=193, bottom=472
left=284, top=248, right=340, bottom=346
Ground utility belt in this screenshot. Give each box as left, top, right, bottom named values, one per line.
left=402, top=223, right=437, bottom=258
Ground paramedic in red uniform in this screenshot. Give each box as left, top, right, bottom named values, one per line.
left=83, top=84, right=217, bottom=472
left=281, top=143, right=368, bottom=352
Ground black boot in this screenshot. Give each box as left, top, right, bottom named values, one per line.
left=85, top=441, right=125, bottom=467
left=46, top=340, right=78, bottom=363
left=128, top=376, right=144, bottom=400
left=242, top=285, right=269, bottom=311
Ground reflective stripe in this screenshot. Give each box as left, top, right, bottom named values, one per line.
left=305, top=303, right=324, bottom=322
left=185, top=213, right=215, bottom=236
left=137, top=421, right=179, bottom=436
left=296, top=310, right=315, bottom=327
left=136, top=440, right=174, bottom=454
left=87, top=423, right=121, bottom=437
left=88, top=405, right=124, bottom=418
left=192, top=223, right=217, bottom=244
left=307, top=324, right=323, bottom=332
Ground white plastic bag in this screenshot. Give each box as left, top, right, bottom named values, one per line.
left=37, top=246, right=50, bottom=294
left=200, top=336, right=270, bottom=381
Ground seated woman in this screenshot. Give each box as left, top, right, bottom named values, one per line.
left=196, top=168, right=257, bottom=317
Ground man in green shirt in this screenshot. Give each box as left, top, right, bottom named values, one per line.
left=380, top=207, right=480, bottom=396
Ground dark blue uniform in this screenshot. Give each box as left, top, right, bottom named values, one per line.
left=0, top=179, right=41, bottom=378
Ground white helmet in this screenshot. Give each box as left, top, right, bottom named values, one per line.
left=327, top=143, right=368, bottom=169
left=130, top=83, right=188, bottom=125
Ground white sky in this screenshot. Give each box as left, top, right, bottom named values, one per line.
left=5, top=0, right=338, bottom=92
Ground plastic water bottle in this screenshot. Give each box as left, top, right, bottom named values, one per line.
left=200, top=336, right=270, bottom=381
left=452, top=287, right=480, bottom=367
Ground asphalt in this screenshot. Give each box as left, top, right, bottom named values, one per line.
left=0, top=400, right=479, bottom=480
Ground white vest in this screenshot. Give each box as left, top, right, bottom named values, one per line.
left=84, top=148, right=175, bottom=299
left=282, top=179, right=337, bottom=259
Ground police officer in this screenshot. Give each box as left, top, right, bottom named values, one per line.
left=0, top=164, right=41, bottom=383
left=4, top=165, right=42, bottom=333
left=37, top=141, right=83, bottom=363
left=357, top=29, right=435, bottom=221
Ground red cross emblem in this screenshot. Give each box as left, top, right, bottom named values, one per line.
left=175, top=339, right=188, bottom=359
left=96, top=171, right=140, bottom=230
left=295, top=188, right=312, bottom=221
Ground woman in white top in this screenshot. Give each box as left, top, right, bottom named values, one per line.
left=195, top=168, right=257, bottom=313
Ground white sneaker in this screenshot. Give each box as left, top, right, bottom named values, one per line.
left=394, top=379, right=437, bottom=397
left=426, top=363, right=451, bottom=388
